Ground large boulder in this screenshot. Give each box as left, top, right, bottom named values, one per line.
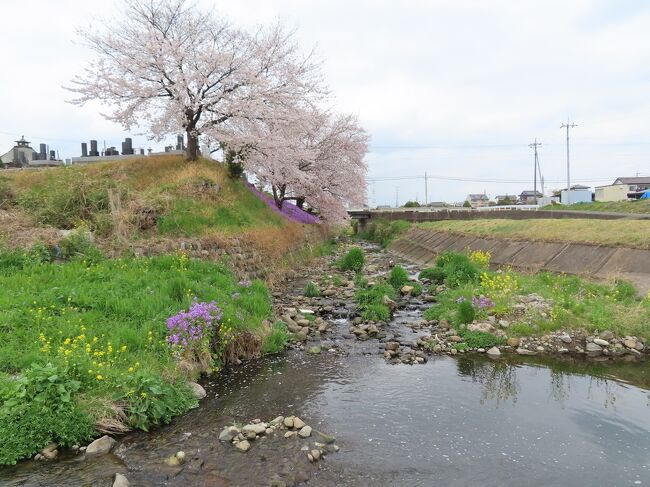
left=85, top=435, right=116, bottom=456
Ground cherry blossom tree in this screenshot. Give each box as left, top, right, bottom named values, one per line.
left=221, top=105, right=368, bottom=223
left=67, top=0, right=321, bottom=161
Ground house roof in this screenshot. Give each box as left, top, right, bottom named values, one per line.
left=519, top=190, right=543, bottom=197
left=495, top=194, right=517, bottom=200
left=467, top=194, right=489, bottom=200
left=614, top=177, right=650, bottom=185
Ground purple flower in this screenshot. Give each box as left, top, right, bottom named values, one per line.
left=472, top=296, right=495, bottom=309
left=238, top=279, right=251, bottom=288
left=456, top=296, right=466, bottom=304
left=246, top=182, right=320, bottom=225
left=166, top=301, right=222, bottom=348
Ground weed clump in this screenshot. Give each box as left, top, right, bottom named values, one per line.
left=304, top=281, right=321, bottom=297
left=419, top=267, right=445, bottom=284
left=337, top=247, right=365, bottom=272
left=388, top=265, right=409, bottom=289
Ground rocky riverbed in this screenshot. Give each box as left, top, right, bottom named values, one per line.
left=273, top=240, right=646, bottom=365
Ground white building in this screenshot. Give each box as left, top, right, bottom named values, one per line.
left=560, top=185, right=592, bottom=205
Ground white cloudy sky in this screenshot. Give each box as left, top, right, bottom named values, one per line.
left=2, top=0, right=649, bottom=205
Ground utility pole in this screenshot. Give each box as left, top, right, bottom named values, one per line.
left=424, top=171, right=428, bottom=206
left=560, top=119, right=577, bottom=205
left=395, top=186, right=399, bottom=208
left=529, top=138, right=542, bottom=204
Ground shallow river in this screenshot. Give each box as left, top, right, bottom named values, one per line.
left=2, top=351, right=649, bottom=487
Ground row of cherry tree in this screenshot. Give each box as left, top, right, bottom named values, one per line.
left=68, top=0, right=368, bottom=222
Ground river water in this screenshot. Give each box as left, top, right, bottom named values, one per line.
left=2, top=245, right=649, bottom=487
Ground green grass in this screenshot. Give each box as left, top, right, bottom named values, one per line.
left=422, top=251, right=650, bottom=341
left=543, top=200, right=650, bottom=214
left=418, top=219, right=650, bottom=249
left=0, top=248, right=277, bottom=464
left=388, top=265, right=409, bottom=289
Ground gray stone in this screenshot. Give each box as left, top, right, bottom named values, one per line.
left=293, top=417, right=306, bottom=429
left=593, top=338, right=609, bottom=347
left=599, top=330, right=615, bottom=341
left=586, top=342, right=603, bottom=353
left=283, top=416, right=295, bottom=428
left=113, top=473, right=130, bottom=487
left=187, top=382, right=206, bottom=400
left=308, top=346, right=321, bottom=354
left=298, top=425, right=312, bottom=438
left=516, top=348, right=537, bottom=356
left=40, top=443, right=58, bottom=460
left=269, top=416, right=284, bottom=426
left=234, top=440, right=251, bottom=452
left=218, top=426, right=240, bottom=442
left=86, top=435, right=116, bottom=456
left=311, top=449, right=321, bottom=461
left=559, top=334, right=572, bottom=344
left=486, top=346, right=501, bottom=357
left=242, top=423, right=267, bottom=435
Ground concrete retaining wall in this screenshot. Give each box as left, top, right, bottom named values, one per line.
left=390, top=228, right=650, bottom=294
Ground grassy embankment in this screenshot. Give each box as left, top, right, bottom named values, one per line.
left=418, top=219, right=650, bottom=249
left=354, top=220, right=650, bottom=347
left=543, top=200, right=650, bottom=214
left=0, top=156, right=318, bottom=465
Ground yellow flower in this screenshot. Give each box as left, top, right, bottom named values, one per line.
left=120, top=345, right=127, bottom=352
left=128, top=367, right=134, bottom=373
left=96, top=374, right=104, bottom=380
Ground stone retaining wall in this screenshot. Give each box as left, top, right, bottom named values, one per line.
left=390, top=228, right=650, bottom=294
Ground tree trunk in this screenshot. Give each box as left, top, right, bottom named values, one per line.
left=186, top=129, right=199, bottom=161
left=272, top=184, right=286, bottom=209
left=296, top=197, right=305, bottom=209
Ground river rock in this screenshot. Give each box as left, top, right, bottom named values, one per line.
left=298, top=425, right=312, bottom=438
left=284, top=431, right=296, bottom=439
left=599, top=330, right=615, bottom=341
left=308, top=346, right=322, bottom=354
left=448, top=335, right=462, bottom=343
left=40, top=443, right=58, bottom=460
left=284, top=416, right=295, bottom=428
left=559, top=334, right=572, bottom=344
left=593, top=338, right=609, bottom=347
left=242, top=423, right=267, bottom=435
left=316, top=431, right=336, bottom=444
left=468, top=323, right=496, bottom=334
left=401, top=285, right=414, bottom=295
left=382, top=295, right=397, bottom=310
left=269, top=416, right=284, bottom=426
left=486, top=346, right=501, bottom=357
left=113, top=473, right=130, bottom=487
left=187, top=382, right=206, bottom=400
left=507, top=337, right=521, bottom=347
left=516, top=348, right=537, bottom=356
left=293, top=417, right=306, bottom=429
left=219, top=426, right=240, bottom=442
left=586, top=342, right=603, bottom=353
left=86, top=435, right=116, bottom=456
left=311, top=449, right=321, bottom=461
left=234, top=440, right=251, bottom=452
left=385, top=342, right=400, bottom=351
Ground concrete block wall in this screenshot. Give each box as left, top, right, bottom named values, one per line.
left=390, top=228, right=650, bottom=294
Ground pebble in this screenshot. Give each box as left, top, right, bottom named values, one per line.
left=298, top=426, right=312, bottom=438
left=234, top=440, right=251, bottom=452
left=486, top=346, right=501, bottom=357
left=113, top=473, right=130, bottom=487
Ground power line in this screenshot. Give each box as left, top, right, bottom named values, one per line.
left=366, top=174, right=612, bottom=184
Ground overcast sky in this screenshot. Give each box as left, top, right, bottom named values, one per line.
left=2, top=0, right=649, bottom=205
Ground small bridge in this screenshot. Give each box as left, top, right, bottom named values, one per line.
left=348, top=206, right=650, bottom=231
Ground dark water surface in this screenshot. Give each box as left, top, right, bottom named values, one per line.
left=2, top=352, right=649, bottom=487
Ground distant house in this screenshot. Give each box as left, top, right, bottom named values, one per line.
left=595, top=177, right=650, bottom=202
left=494, top=194, right=517, bottom=205
left=517, top=190, right=543, bottom=204
left=465, top=193, right=490, bottom=208
left=560, top=185, right=592, bottom=205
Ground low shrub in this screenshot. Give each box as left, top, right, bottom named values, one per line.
left=355, top=282, right=396, bottom=322
left=0, top=363, right=96, bottom=465
left=436, top=252, right=480, bottom=287
left=121, top=373, right=197, bottom=432
left=419, top=266, right=445, bottom=284
left=614, top=280, right=637, bottom=302
left=388, top=265, right=409, bottom=289
left=304, top=281, right=321, bottom=297
left=337, top=247, right=365, bottom=272
left=411, top=282, right=423, bottom=296
left=59, top=230, right=104, bottom=263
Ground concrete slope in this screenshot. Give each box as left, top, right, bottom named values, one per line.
left=390, top=228, right=650, bottom=294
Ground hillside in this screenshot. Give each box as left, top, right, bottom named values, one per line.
left=0, top=156, right=318, bottom=260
